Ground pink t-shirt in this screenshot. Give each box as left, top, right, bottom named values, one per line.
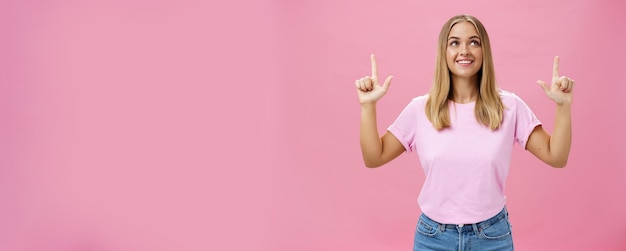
left=388, top=90, right=541, bottom=224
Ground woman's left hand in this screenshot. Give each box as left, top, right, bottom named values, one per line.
left=537, top=56, right=574, bottom=105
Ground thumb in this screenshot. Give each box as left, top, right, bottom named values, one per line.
left=382, top=76, right=393, bottom=90
left=537, top=80, right=549, bottom=93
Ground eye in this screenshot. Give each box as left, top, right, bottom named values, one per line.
left=470, top=40, right=481, bottom=46
left=449, top=41, right=459, bottom=46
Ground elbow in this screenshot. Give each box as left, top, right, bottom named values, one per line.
left=363, top=158, right=383, bottom=168
left=543, top=151, right=569, bottom=168
left=549, top=159, right=568, bottom=168
left=364, top=161, right=382, bottom=168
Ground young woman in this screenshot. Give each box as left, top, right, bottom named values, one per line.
left=355, top=14, right=574, bottom=251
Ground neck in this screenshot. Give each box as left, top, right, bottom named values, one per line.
left=450, top=76, right=479, bottom=103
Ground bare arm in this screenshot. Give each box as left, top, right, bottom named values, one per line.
left=526, top=56, right=575, bottom=168
left=356, top=55, right=404, bottom=168
left=526, top=104, right=571, bottom=167
left=360, top=103, right=405, bottom=167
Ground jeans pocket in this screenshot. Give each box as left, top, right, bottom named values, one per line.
left=478, top=217, right=512, bottom=240
left=416, top=216, right=439, bottom=237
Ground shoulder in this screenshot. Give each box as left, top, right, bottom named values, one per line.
left=498, top=89, right=528, bottom=107
left=498, top=89, right=522, bottom=102
left=498, top=89, right=534, bottom=113
left=396, top=94, right=429, bottom=114
left=408, top=94, right=429, bottom=106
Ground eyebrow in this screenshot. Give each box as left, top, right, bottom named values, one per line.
left=448, top=36, right=481, bottom=40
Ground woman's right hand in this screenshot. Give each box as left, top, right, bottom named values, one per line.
left=355, top=54, right=394, bottom=105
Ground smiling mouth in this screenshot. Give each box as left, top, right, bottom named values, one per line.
left=456, top=60, right=473, bottom=66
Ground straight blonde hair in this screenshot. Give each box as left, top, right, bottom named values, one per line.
left=425, top=14, right=504, bottom=130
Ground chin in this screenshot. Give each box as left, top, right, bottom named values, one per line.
left=452, top=71, right=479, bottom=78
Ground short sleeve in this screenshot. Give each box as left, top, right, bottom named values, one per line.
left=387, top=98, right=421, bottom=152
left=513, top=95, right=542, bottom=149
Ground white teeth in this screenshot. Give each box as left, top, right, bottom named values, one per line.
left=457, top=60, right=472, bottom=64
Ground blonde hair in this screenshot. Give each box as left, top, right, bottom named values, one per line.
left=425, top=14, right=504, bottom=130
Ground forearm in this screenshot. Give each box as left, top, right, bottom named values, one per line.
left=548, top=103, right=572, bottom=167
left=360, top=103, right=383, bottom=167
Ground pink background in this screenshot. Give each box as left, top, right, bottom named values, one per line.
left=2, top=0, right=625, bottom=250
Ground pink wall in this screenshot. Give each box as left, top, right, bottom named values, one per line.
left=1, top=0, right=625, bottom=250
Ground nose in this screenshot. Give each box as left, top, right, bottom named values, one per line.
left=460, top=43, right=469, bottom=55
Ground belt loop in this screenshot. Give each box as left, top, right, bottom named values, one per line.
left=504, top=206, right=509, bottom=218
left=438, top=223, right=445, bottom=233
left=471, top=223, right=479, bottom=235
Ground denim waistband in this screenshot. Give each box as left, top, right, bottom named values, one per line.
left=421, top=207, right=508, bottom=233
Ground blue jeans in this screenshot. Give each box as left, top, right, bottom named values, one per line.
left=413, top=207, right=514, bottom=251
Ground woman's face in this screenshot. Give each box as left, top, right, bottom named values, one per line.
left=446, top=21, right=483, bottom=81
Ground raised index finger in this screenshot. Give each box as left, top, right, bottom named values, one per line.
left=552, top=56, right=560, bottom=79
left=370, top=54, right=378, bottom=79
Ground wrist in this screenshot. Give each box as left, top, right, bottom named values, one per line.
left=361, top=102, right=377, bottom=109
left=556, top=102, right=572, bottom=111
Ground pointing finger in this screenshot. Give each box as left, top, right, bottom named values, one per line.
left=552, top=56, right=560, bottom=82
left=370, top=54, right=378, bottom=81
